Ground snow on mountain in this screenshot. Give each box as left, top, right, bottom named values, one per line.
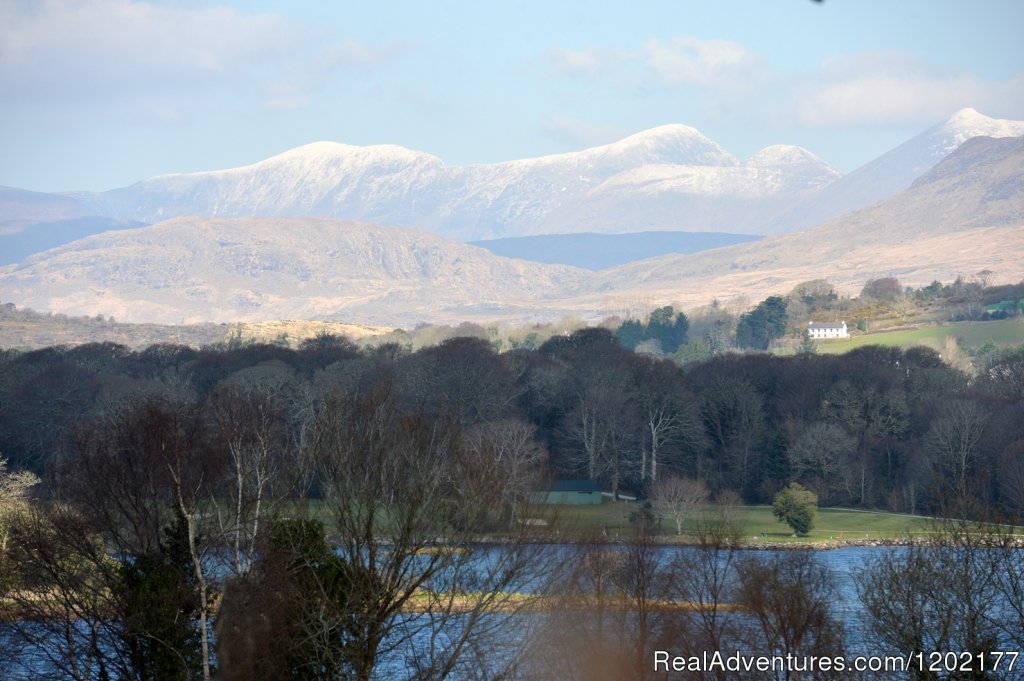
left=767, top=108, right=1024, bottom=232
left=74, top=124, right=837, bottom=240
left=91, top=141, right=447, bottom=223
left=577, top=135, right=1024, bottom=313
left=926, top=107, right=1024, bottom=161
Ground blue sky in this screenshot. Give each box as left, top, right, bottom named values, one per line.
left=2, top=0, right=1022, bottom=192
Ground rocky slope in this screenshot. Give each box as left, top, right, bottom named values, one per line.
left=0, top=217, right=587, bottom=325
left=2, top=136, right=1020, bottom=327
left=767, top=108, right=1024, bottom=232
left=573, top=135, right=1024, bottom=311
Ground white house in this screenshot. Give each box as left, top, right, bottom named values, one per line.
left=807, top=321, right=849, bottom=339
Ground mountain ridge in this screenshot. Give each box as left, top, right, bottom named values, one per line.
left=573, top=134, right=1024, bottom=311
left=2, top=134, right=1020, bottom=327
left=68, top=123, right=837, bottom=240
left=766, top=108, right=1024, bottom=232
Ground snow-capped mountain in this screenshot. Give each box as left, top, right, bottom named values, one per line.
left=767, top=108, right=1024, bottom=232
left=3, top=132, right=1021, bottom=327
left=74, top=125, right=838, bottom=240
left=576, top=135, right=1024, bottom=313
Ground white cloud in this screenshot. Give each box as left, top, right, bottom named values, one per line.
left=548, top=37, right=766, bottom=92
left=641, top=37, right=765, bottom=89
left=0, top=1, right=411, bottom=115
left=546, top=39, right=1023, bottom=133
left=547, top=47, right=622, bottom=79
left=262, top=40, right=421, bottom=112
left=795, top=52, right=1024, bottom=127
left=538, top=114, right=629, bottom=149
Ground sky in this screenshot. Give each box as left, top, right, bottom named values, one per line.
left=2, top=0, right=1023, bottom=193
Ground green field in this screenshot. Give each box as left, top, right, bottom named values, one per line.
left=543, top=502, right=936, bottom=544
left=812, top=318, right=1024, bottom=355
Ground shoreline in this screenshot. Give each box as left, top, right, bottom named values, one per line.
left=468, top=534, right=1024, bottom=551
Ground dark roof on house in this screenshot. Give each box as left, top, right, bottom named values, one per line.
left=548, top=479, right=602, bottom=493
left=808, top=322, right=846, bottom=329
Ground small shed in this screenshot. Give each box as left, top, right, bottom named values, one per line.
left=531, top=480, right=603, bottom=505
left=984, top=300, right=1022, bottom=313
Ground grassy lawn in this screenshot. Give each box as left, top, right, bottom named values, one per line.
left=811, top=318, right=1024, bottom=355
left=537, top=502, right=936, bottom=544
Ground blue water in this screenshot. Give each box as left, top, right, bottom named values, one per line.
left=0, top=545, right=997, bottom=680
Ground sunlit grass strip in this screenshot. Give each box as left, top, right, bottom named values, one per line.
left=401, top=590, right=742, bottom=614
left=547, top=503, right=946, bottom=542
left=812, top=318, right=1024, bottom=355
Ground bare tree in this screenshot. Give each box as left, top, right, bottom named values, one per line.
left=926, top=399, right=986, bottom=507
left=631, top=359, right=708, bottom=485
left=663, top=505, right=745, bottom=681
left=463, top=418, right=549, bottom=528
left=4, top=504, right=127, bottom=681
left=303, top=382, right=556, bottom=681
left=857, top=517, right=1015, bottom=680
left=651, top=474, right=709, bottom=535
left=861, top=277, right=902, bottom=301
left=735, top=551, right=845, bottom=680
left=563, top=374, right=637, bottom=498
left=0, top=455, right=39, bottom=564
left=529, top=538, right=638, bottom=681
left=60, top=396, right=220, bottom=681
left=788, top=422, right=856, bottom=504
left=208, top=384, right=294, bottom=576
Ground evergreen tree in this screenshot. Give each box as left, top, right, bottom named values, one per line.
left=120, top=509, right=202, bottom=681
left=643, top=306, right=690, bottom=354
left=772, top=483, right=818, bottom=536
left=615, top=319, right=645, bottom=350
left=797, top=329, right=817, bottom=355
left=736, top=296, right=788, bottom=350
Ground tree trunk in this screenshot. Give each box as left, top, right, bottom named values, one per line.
left=185, top=510, right=212, bottom=681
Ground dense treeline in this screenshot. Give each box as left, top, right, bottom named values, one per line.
left=3, top=331, right=1024, bottom=679
left=2, top=329, right=1023, bottom=518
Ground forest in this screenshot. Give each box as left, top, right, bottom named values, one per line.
left=2, top=324, right=1023, bottom=516
left=1, top=327, right=1024, bottom=679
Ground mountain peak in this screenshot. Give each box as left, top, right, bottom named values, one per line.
left=263, top=140, right=440, bottom=167
left=937, top=108, right=1024, bottom=141
left=620, top=123, right=707, bottom=143
left=947, top=107, right=984, bottom=123
left=920, top=108, right=1024, bottom=168
left=595, top=124, right=738, bottom=166
left=747, top=145, right=830, bottom=168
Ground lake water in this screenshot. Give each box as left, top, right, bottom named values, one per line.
left=0, top=545, right=1008, bottom=679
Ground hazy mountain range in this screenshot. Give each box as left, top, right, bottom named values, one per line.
left=0, top=108, right=1022, bottom=327
left=572, top=135, right=1024, bottom=313
left=470, top=231, right=761, bottom=270
left=66, top=126, right=839, bottom=241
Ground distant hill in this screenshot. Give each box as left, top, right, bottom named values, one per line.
left=0, top=216, right=147, bottom=265
left=0, top=185, right=146, bottom=264
left=469, top=231, right=760, bottom=270
left=0, top=217, right=587, bottom=325
left=572, top=135, right=1024, bottom=311
left=1, top=137, right=1020, bottom=328
left=0, top=302, right=394, bottom=350
left=0, top=186, right=88, bottom=231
